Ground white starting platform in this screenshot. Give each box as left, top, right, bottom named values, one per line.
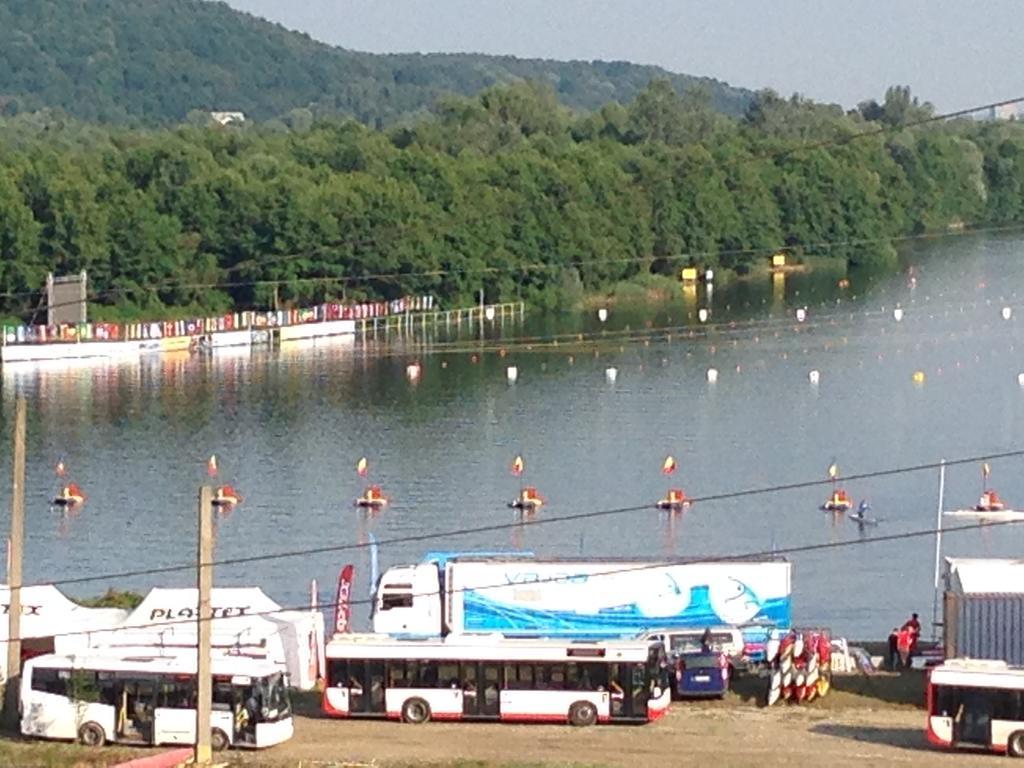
left=943, top=509, right=1024, bottom=522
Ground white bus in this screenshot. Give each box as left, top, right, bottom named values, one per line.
left=21, top=653, right=293, bottom=751
left=927, top=658, right=1024, bottom=756
left=323, top=633, right=671, bottom=726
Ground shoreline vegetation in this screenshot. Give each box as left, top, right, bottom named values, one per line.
left=0, top=84, right=1022, bottom=326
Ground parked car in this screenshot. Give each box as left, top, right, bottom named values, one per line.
left=639, top=627, right=745, bottom=665
left=674, top=651, right=731, bottom=699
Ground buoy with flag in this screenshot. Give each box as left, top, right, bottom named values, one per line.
left=975, top=462, right=1006, bottom=512
left=51, top=457, right=86, bottom=508
left=821, top=461, right=853, bottom=512
left=656, top=455, right=691, bottom=512
left=206, top=455, right=243, bottom=509
left=355, top=457, right=388, bottom=510
left=508, top=454, right=544, bottom=513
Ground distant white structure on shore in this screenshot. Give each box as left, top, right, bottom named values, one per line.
left=982, top=103, right=1021, bottom=121
left=210, top=111, right=246, bottom=126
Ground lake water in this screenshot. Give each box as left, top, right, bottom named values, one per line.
left=3, top=230, right=1024, bottom=641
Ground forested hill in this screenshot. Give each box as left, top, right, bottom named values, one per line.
left=0, top=0, right=752, bottom=126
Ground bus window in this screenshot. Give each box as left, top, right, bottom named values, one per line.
left=31, top=668, right=66, bottom=696
left=437, top=663, right=459, bottom=688
left=212, top=679, right=235, bottom=712
left=546, top=664, right=565, bottom=690
left=327, top=659, right=347, bottom=688
left=158, top=678, right=195, bottom=709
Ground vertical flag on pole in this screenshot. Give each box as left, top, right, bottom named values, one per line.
left=511, top=456, right=524, bottom=477
left=207, top=455, right=218, bottom=477
left=662, top=456, right=677, bottom=475
left=334, top=565, right=355, bottom=634
left=357, top=457, right=368, bottom=478
left=827, top=462, right=838, bottom=479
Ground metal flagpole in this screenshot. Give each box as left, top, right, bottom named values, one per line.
left=931, top=460, right=946, bottom=642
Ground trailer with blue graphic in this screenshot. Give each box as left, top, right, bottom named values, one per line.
left=371, top=553, right=791, bottom=658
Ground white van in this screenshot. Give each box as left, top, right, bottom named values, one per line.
left=638, top=627, right=745, bottom=661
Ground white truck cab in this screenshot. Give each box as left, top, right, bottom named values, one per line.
left=372, top=564, right=443, bottom=636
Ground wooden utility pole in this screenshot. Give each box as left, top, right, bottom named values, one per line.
left=195, top=485, right=214, bottom=764
left=4, top=397, right=26, bottom=727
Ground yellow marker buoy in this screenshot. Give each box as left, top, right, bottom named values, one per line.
left=913, top=371, right=926, bottom=384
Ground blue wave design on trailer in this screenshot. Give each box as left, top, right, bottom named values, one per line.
left=461, top=589, right=791, bottom=639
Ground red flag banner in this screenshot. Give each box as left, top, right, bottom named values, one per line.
left=334, top=564, right=355, bottom=634
left=511, top=455, right=524, bottom=477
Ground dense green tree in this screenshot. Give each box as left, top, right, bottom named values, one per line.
left=0, top=80, right=1019, bottom=320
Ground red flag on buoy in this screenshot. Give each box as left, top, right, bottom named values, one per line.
left=511, top=455, right=524, bottom=477
left=207, top=455, right=218, bottom=477
left=662, top=456, right=677, bottom=475
left=356, top=457, right=368, bottom=478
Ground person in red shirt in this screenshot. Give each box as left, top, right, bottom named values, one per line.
left=901, top=613, right=922, bottom=661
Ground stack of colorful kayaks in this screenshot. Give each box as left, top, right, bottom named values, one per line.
left=764, top=629, right=833, bottom=706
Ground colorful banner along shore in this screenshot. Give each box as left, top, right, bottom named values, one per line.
left=1, top=296, right=435, bottom=364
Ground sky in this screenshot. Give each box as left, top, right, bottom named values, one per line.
left=223, top=0, right=1019, bottom=113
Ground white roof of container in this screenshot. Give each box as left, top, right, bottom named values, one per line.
left=945, top=558, right=1024, bottom=594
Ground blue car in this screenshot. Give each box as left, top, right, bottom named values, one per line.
left=674, top=651, right=730, bottom=699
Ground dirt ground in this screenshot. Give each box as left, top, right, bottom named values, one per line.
left=227, top=701, right=1001, bottom=768
left=0, top=672, right=1006, bottom=768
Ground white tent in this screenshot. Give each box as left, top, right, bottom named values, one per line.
left=0, top=585, right=130, bottom=680
left=85, top=587, right=325, bottom=690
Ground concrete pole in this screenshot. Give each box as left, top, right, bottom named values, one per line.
left=4, top=397, right=26, bottom=728
left=195, top=485, right=213, bottom=763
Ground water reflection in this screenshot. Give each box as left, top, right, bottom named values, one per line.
left=1, top=234, right=1024, bottom=637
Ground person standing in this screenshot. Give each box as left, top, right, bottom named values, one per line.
left=887, top=628, right=900, bottom=671
left=902, top=613, right=922, bottom=661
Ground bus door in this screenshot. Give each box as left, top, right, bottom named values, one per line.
left=461, top=663, right=500, bottom=718
left=118, top=676, right=158, bottom=744
left=348, top=660, right=387, bottom=716
left=954, top=691, right=993, bottom=747
left=607, top=663, right=647, bottom=723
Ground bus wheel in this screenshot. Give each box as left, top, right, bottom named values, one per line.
left=77, top=722, right=106, bottom=748
left=1009, top=730, right=1024, bottom=757
left=569, top=701, right=598, bottom=727
left=210, top=728, right=229, bottom=752
left=401, top=697, right=432, bottom=724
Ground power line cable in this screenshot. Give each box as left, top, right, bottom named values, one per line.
left=32, top=448, right=1024, bottom=590
left=13, top=514, right=1022, bottom=644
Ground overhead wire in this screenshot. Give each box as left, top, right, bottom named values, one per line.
left=29, top=447, right=1024, bottom=591
left=15, top=514, right=1024, bottom=645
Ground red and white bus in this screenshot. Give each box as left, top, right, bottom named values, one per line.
left=323, top=634, right=671, bottom=726
left=927, top=658, right=1024, bottom=756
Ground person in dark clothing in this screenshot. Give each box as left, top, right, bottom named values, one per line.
left=887, top=628, right=900, bottom=671
left=700, top=627, right=714, bottom=653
